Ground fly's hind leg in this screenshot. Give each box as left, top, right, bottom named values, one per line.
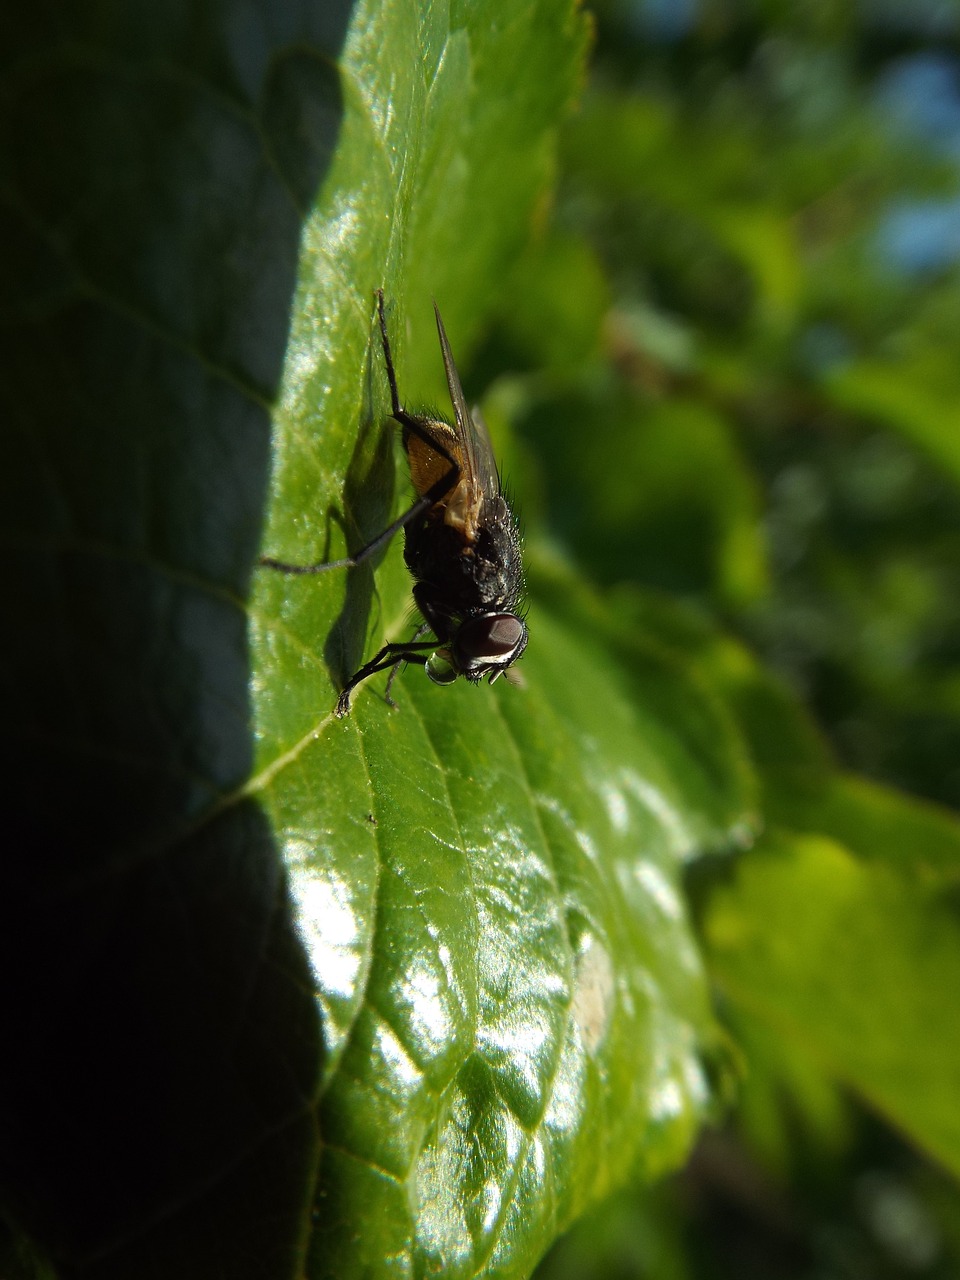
left=375, top=289, right=463, bottom=493
left=260, top=291, right=461, bottom=578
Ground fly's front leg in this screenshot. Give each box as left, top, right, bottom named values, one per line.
left=335, top=639, right=437, bottom=718
left=383, top=624, right=431, bottom=707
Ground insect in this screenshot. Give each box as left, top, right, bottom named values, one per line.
left=261, top=289, right=528, bottom=718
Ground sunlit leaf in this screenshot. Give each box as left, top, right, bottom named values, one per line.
left=704, top=825, right=960, bottom=1178
left=247, top=0, right=761, bottom=1275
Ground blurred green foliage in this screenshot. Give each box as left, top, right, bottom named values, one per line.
left=484, top=1, right=960, bottom=813
left=498, top=2, right=960, bottom=1277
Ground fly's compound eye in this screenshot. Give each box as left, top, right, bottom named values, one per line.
left=455, top=613, right=527, bottom=675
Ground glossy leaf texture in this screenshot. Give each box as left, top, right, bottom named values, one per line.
left=255, top=556, right=756, bottom=1280
left=249, top=3, right=760, bottom=1277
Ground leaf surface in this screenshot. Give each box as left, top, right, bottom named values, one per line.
left=704, top=823, right=960, bottom=1178
left=249, top=3, right=763, bottom=1268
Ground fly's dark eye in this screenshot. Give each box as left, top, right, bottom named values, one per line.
left=459, top=613, right=525, bottom=661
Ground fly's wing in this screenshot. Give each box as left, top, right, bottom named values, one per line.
left=434, top=303, right=500, bottom=508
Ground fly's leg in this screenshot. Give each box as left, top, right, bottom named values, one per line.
left=376, top=286, right=404, bottom=419
left=383, top=623, right=431, bottom=708
left=374, top=287, right=467, bottom=502
left=335, top=639, right=436, bottom=718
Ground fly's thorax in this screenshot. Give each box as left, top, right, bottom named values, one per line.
left=406, top=521, right=524, bottom=621
left=470, top=501, right=525, bottom=604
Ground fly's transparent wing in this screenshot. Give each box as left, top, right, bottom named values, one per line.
left=433, top=303, right=500, bottom=505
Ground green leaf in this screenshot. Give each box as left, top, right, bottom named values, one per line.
left=509, top=388, right=769, bottom=608
left=774, top=772, right=960, bottom=882
left=498, top=229, right=611, bottom=374
left=250, top=7, right=766, bottom=1268
left=629, top=596, right=960, bottom=1176
left=703, top=824, right=960, bottom=1178
left=825, top=358, right=960, bottom=489
left=724, top=1005, right=853, bottom=1181
left=611, top=595, right=960, bottom=1179
left=255, top=550, right=754, bottom=1275
left=599, top=588, right=831, bottom=815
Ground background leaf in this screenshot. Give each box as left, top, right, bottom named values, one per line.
left=702, top=825, right=960, bottom=1178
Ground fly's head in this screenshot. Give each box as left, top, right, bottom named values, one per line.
left=425, top=611, right=528, bottom=687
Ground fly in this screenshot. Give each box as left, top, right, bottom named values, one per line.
left=260, top=289, right=528, bottom=718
